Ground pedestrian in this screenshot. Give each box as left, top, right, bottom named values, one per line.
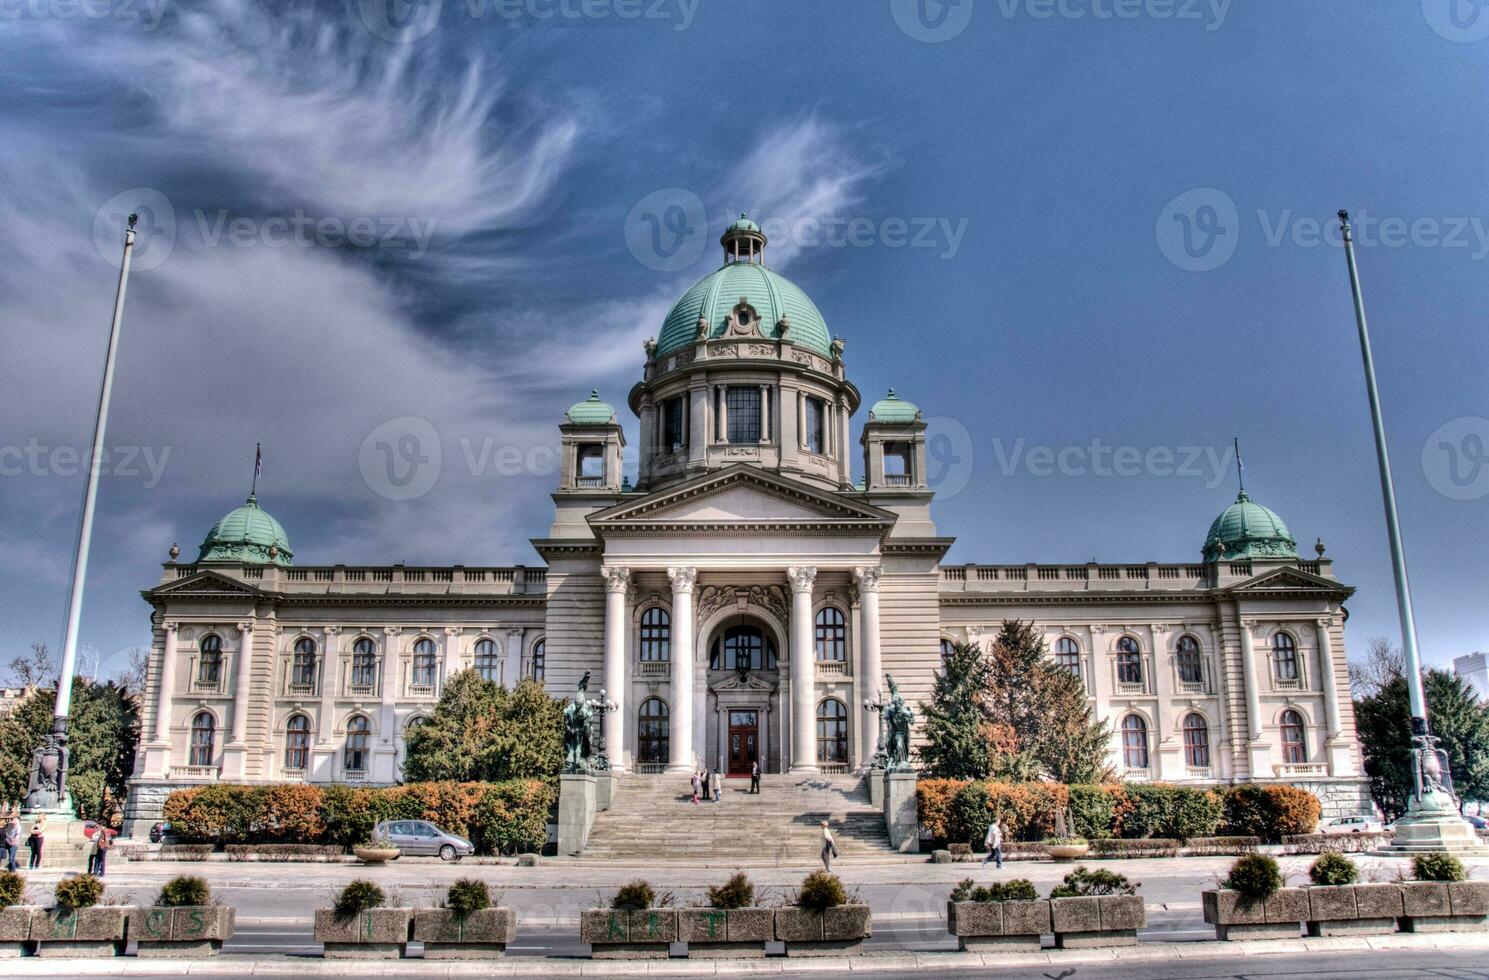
left=819, top=820, right=838, bottom=872
left=982, top=818, right=1004, bottom=869
left=94, top=828, right=112, bottom=877
left=85, top=829, right=100, bottom=875
left=711, top=768, right=721, bottom=803
left=26, top=814, right=46, bottom=869
left=750, top=760, right=760, bottom=794
left=690, top=769, right=701, bottom=805
left=2, top=812, right=18, bottom=872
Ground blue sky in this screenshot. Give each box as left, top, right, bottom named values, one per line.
left=1, top=0, right=1486, bottom=681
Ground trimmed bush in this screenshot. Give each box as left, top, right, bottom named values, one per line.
left=1412, top=853, right=1466, bottom=883
left=1049, top=866, right=1138, bottom=898
left=1122, top=784, right=1222, bottom=840
left=1308, top=853, right=1359, bottom=887
left=1088, top=838, right=1181, bottom=859
left=916, top=778, right=969, bottom=841
left=1220, top=785, right=1320, bottom=842
left=0, top=870, right=24, bottom=908
left=1282, top=832, right=1392, bottom=855
left=950, top=877, right=1038, bottom=903
left=156, top=875, right=211, bottom=907
left=707, top=872, right=755, bottom=910
left=160, top=844, right=213, bottom=861
left=224, top=844, right=345, bottom=861
left=1223, top=854, right=1282, bottom=904
left=1067, top=784, right=1119, bottom=840
left=333, top=880, right=386, bottom=919
left=446, top=879, right=491, bottom=918
left=55, top=875, right=104, bottom=910
left=611, top=880, right=657, bottom=911
left=797, top=872, right=848, bottom=911
left=949, top=782, right=993, bottom=844
left=1184, top=836, right=1260, bottom=856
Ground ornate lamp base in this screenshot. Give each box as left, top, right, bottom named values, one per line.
left=1382, top=790, right=1489, bottom=856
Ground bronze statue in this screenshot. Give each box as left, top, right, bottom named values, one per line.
left=562, top=671, right=595, bottom=774
left=883, top=673, right=914, bottom=772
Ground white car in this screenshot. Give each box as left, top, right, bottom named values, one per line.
left=1320, top=815, right=1383, bottom=835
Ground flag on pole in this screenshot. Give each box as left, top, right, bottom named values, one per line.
left=1233, top=437, right=1244, bottom=493
left=252, top=443, right=261, bottom=496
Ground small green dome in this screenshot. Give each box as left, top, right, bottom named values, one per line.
left=726, top=212, right=761, bottom=234
left=1202, top=490, right=1298, bottom=563
left=868, top=388, right=921, bottom=423
left=197, top=495, right=293, bottom=566
left=566, top=390, right=617, bottom=425
left=655, top=262, right=832, bottom=358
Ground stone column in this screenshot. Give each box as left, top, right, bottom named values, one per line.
left=1315, top=618, right=1342, bottom=739
left=688, top=382, right=708, bottom=466
left=667, top=566, right=697, bottom=772
left=381, top=626, right=401, bottom=743
left=603, top=566, right=631, bottom=773
left=854, top=566, right=883, bottom=770
left=230, top=622, right=254, bottom=744
left=1239, top=619, right=1271, bottom=778
left=837, top=396, right=852, bottom=486
left=442, top=627, right=462, bottom=693
left=318, top=627, right=339, bottom=744
left=153, top=622, right=179, bottom=744
left=717, top=385, right=728, bottom=443
left=1149, top=623, right=1181, bottom=779
left=507, top=627, right=525, bottom=690
left=788, top=565, right=818, bottom=773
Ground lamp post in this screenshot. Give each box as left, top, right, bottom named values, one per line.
left=1338, top=210, right=1485, bottom=855
left=863, top=690, right=888, bottom=771
left=589, top=689, right=617, bottom=773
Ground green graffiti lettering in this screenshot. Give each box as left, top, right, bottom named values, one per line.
left=707, top=910, right=723, bottom=938
left=607, top=912, right=626, bottom=940
left=147, top=908, right=169, bottom=938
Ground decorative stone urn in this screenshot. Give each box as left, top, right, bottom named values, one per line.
left=773, top=904, right=872, bottom=956
left=1051, top=894, right=1145, bottom=948
left=580, top=907, right=677, bottom=959
left=352, top=845, right=400, bottom=865
left=1400, top=881, right=1489, bottom=933
left=946, top=899, right=1050, bottom=952
left=312, top=908, right=413, bottom=959
left=1046, top=841, right=1091, bottom=862
left=1202, top=888, right=1307, bottom=941
left=128, top=905, right=237, bottom=956
left=412, top=907, right=517, bottom=958
left=31, top=906, right=130, bottom=958
left=679, top=907, right=773, bottom=958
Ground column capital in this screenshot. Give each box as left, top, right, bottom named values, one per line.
left=1240, top=618, right=1259, bottom=630
left=603, top=566, right=632, bottom=593
left=786, top=565, right=817, bottom=594
left=1090, top=623, right=1107, bottom=634
left=444, top=626, right=463, bottom=637
left=853, top=565, right=883, bottom=593
left=236, top=621, right=254, bottom=634
left=1314, top=617, right=1334, bottom=631
left=507, top=626, right=525, bottom=639
left=324, top=625, right=342, bottom=635
left=163, top=621, right=180, bottom=633
left=667, top=565, right=698, bottom=595
left=383, top=626, right=402, bottom=637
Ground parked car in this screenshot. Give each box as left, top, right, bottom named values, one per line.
left=148, top=821, right=171, bottom=843
left=1464, top=814, right=1488, bottom=831
left=1320, top=815, right=1384, bottom=834
left=372, top=820, right=474, bottom=861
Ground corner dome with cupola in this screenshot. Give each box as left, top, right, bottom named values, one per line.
left=1202, top=489, right=1298, bottom=563
left=197, top=494, right=293, bottom=565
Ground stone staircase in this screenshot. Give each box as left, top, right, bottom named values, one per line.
left=580, top=773, right=893, bottom=866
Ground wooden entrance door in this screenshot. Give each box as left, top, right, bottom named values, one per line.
left=727, top=710, right=759, bottom=775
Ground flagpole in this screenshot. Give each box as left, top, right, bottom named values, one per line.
left=46, top=213, right=138, bottom=809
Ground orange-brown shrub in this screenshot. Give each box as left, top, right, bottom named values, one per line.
left=916, top=778, right=969, bottom=840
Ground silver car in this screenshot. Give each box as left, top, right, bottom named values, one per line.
left=374, top=820, right=475, bottom=861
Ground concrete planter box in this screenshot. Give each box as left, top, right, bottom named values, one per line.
left=946, top=899, right=1051, bottom=951
left=580, top=908, right=676, bottom=959
left=129, top=906, right=236, bottom=957
left=1202, top=888, right=1307, bottom=941
left=774, top=905, right=872, bottom=956
left=313, top=908, right=412, bottom=959
left=1051, top=894, right=1145, bottom=948
left=679, top=907, right=772, bottom=958
left=1401, top=881, right=1489, bottom=933
left=412, top=908, right=516, bottom=958
left=1304, top=884, right=1400, bottom=937
left=0, top=907, right=42, bottom=958
left=32, top=906, right=129, bottom=958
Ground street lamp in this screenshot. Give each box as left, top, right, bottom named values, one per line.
left=1338, top=210, right=1485, bottom=855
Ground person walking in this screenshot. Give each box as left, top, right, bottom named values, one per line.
left=85, top=829, right=100, bottom=876
left=2, top=813, right=19, bottom=872
left=749, top=760, right=760, bottom=794
left=93, top=828, right=113, bottom=877
left=690, top=769, right=701, bottom=805
left=819, top=820, right=838, bottom=872
left=710, top=768, right=722, bottom=803
left=982, top=818, right=1004, bottom=869
left=26, top=814, right=46, bottom=869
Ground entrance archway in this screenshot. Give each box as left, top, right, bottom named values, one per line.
left=699, top=606, right=786, bottom=775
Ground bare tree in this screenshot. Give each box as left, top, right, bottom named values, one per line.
left=7, top=641, right=55, bottom=689
left=116, top=646, right=152, bottom=697
left=1349, top=635, right=1405, bottom=699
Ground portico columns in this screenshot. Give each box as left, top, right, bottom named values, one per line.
left=667, top=566, right=697, bottom=772
left=153, top=622, right=179, bottom=744
left=1238, top=619, right=1271, bottom=778
left=221, top=621, right=254, bottom=779
left=602, top=566, right=631, bottom=772
left=788, top=565, right=818, bottom=773
left=318, top=627, right=339, bottom=744
left=854, top=566, right=882, bottom=769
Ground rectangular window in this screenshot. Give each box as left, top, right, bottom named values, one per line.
left=805, top=397, right=826, bottom=454
left=662, top=395, right=687, bottom=453
left=726, top=387, right=761, bottom=443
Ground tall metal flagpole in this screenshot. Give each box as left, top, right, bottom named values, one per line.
left=48, top=212, right=139, bottom=807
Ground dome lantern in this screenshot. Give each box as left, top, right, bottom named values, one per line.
left=721, top=212, right=766, bottom=265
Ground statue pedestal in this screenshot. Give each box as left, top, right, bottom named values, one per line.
left=883, top=771, right=919, bottom=853
left=595, top=771, right=616, bottom=812
left=557, top=773, right=598, bottom=857
left=867, top=768, right=886, bottom=808
left=15, top=808, right=92, bottom=870
left=1382, top=790, right=1489, bottom=856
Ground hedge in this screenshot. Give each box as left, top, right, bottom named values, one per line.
left=1282, top=832, right=1393, bottom=855
left=1183, top=836, right=1261, bottom=856
left=224, top=844, right=346, bottom=862
left=1088, top=838, right=1181, bottom=858
left=1219, top=785, right=1321, bottom=843
left=164, top=780, right=555, bottom=854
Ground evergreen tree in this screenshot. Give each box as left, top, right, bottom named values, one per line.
left=402, top=671, right=563, bottom=783
left=916, top=641, right=995, bottom=779
left=1355, top=668, right=1489, bottom=820
left=0, top=677, right=139, bottom=820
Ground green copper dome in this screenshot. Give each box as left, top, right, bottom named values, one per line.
left=197, top=495, right=293, bottom=566
left=565, top=390, right=617, bottom=425
left=726, top=213, right=761, bottom=234
left=1202, top=490, right=1298, bottom=563
left=655, top=262, right=833, bottom=358
left=868, top=388, right=921, bottom=423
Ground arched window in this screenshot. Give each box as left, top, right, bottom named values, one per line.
left=817, top=698, right=849, bottom=765
left=189, top=712, right=215, bottom=766
left=814, top=607, right=846, bottom=662
left=412, top=638, right=438, bottom=688
left=637, top=697, right=669, bottom=766
left=1116, top=636, right=1143, bottom=685
left=344, top=715, right=370, bottom=771
left=284, top=714, right=311, bottom=770
left=1273, top=632, right=1299, bottom=682
left=351, top=638, right=377, bottom=688
left=939, top=639, right=956, bottom=661
left=1177, top=635, right=1204, bottom=685
left=1280, top=709, right=1307, bottom=763
left=292, top=637, right=317, bottom=687
left=404, top=716, right=427, bottom=741
left=1055, top=637, right=1081, bottom=677
left=530, top=640, right=545, bottom=681
left=640, top=607, right=670, bottom=662
left=709, top=625, right=777, bottom=671
left=198, top=634, right=222, bottom=685
left=1182, top=713, right=1210, bottom=768
left=1121, top=714, right=1149, bottom=770
left=474, top=638, right=500, bottom=683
